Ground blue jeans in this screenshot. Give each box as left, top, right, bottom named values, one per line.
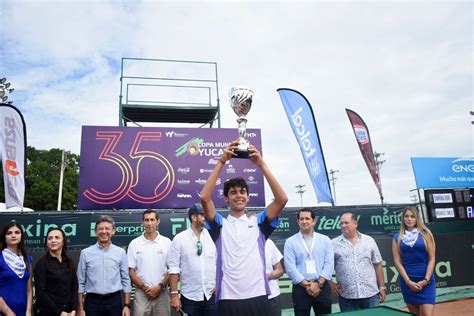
left=181, top=294, right=218, bottom=316
left=338, top=294, right=380, bottom=312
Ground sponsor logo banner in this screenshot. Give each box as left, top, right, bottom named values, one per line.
left=78, top=126, right=264, bottom=209
left=0, top=104, right=26, bottom=209
left=346, top=109, right=383, bottom=201
left=278, top=88, right=333, bottom=205
left=411, top=157, right=474, bottom=189
left=2, top=207, right=472, bottom=310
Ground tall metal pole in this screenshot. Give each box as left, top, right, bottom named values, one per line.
left=374, top=151, right=386, bottom=204
left=57, top=150, right=66, bottom=211
left=295, top=184, right=306, bottom=207
left=328, top=169, right=339, bottom=205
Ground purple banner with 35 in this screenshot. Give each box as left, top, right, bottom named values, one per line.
left=78, top=126, right=265, bottom=210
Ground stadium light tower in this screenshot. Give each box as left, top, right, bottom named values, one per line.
left=374, top=151, right=386, bottom=203
left=295, top=184, right=306, bottom=207
left=329, top=169, right=339, bottom=205
left=0, top=78, right=14, bottom=104
left=57, top=150, right=68, bottom=211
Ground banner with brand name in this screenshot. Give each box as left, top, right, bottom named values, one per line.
left=346, top=109, right=383, bottom=202
left=278, top=88, right=333, bottom=205
left=411, top=157, right=474, bottom=189
left=0, top=103, right=27, bottom=209
left=78, top=126, right=264, bottom=209
left=0, top=206, right=472, bottom=309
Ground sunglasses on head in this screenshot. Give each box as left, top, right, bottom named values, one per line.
left=197, top=240, right=202, bottom=256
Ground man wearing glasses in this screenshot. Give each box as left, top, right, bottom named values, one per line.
left=168, top=203, right=218, bottom=316
left=127, top=210, right=172, bottom=316
left=200, top=141, right=288, bottom=316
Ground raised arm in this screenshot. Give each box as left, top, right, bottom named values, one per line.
left=248, top=145, right=288, bottom=221
left=200, top=141, right=238, bottom=222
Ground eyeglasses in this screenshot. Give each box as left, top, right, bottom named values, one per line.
left=197, top=240, right=202, bottom=256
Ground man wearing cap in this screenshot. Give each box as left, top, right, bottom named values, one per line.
left=127, top=210, right=172, bottom=316
left=200, top=141, right=288, bottom=315
left=167, top=203, right=218, bottom=316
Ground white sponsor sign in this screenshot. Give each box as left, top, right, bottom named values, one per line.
left=435, top=208, right=455, bottom=218
left=433, top=193, right=453, bottom=204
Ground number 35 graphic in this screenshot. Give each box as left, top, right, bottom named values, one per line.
left=83, top=131, right=175, bottom=204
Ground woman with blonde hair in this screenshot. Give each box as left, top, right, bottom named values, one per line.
left=392, top=207, right=436, bottom=316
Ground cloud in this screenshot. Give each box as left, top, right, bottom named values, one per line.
left=1, top=0, right=471, bottom=207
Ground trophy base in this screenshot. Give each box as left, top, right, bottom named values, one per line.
left=233, top=149, right=249, bottom=159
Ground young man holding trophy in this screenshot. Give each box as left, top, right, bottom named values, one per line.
left=200, top=87, right=288, bottom=316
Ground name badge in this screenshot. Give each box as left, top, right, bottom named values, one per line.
left=305, top=260, right=316, bottom=274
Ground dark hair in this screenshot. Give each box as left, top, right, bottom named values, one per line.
left=342, top=212, right=358, bottom=223
left=95, top=215, right=116, bottom=229
left=297, top=208, right=316, bottom=220
left=44, top=227, right=75, bottom=274
left=142, top=209, right=159, bottom=221
left=223, top=177, right=249, bottom=197
left=0, top=221, right=29, bottom=267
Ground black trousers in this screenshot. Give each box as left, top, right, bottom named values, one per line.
left=292, top=283, right=332, bottom=316
left=85, top=291, right=123, bottom=316
left=218, top=295, right=271, bottom=316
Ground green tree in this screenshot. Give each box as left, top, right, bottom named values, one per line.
left=0, top=146, right=79, bottom=211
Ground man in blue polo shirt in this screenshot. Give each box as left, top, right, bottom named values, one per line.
left=200, top=141, right=288, bottom=316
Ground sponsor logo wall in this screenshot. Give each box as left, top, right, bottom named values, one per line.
left=78, top=126, right=264, bottom=209
left=1, top=204, right=472, bottom=308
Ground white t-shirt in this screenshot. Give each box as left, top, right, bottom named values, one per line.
left=265, top=239, right=283, bottom=299
left=207, top=210, right=278, bottom=300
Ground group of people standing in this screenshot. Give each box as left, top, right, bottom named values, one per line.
left=0, top=140, right=436, bottom=316
left=284, top=207, right=436, bottom=316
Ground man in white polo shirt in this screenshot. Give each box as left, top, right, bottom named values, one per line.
left=265, top=238, right=284, bottom=316
left=168, top=203, right=217, bottom=316
left=127, top=210, right=172, bottom=316
left=200, top=141, right=288, bottom=316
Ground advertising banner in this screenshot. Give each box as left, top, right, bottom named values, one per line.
left=0, top=206, right=472, bottom=309
left=346, top=109, right=383, bottom=202
left=278, top=88, right=333, bottom=205
left=411, top=157, right=474, bottom=189
left=0, top=103, right=27, bottom=209
left=78, top=126, right=264, bottom=209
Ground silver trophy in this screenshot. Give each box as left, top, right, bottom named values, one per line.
left=229, top=87, right=254, bottom=158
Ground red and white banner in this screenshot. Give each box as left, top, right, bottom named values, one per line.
left=346, top=109, right=383, bottom=203
left=0, top=103, right=26, bottom=209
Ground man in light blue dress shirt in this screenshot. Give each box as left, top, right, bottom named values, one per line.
left=77, top=215, right=131, bottom=316
left=284, top=208, right=334, bottom=316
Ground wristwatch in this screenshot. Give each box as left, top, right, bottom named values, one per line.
left=123, top=303, right=131, bottom=309
left=159, top=282, right=166, bottom=290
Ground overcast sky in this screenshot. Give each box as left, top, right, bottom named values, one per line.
left=1, top=0, right=472, bottom=208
